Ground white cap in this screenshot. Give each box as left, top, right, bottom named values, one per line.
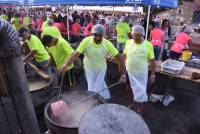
left=91, top=24, right=106, bottom=35
left=132, top=25, right=145, bottom=36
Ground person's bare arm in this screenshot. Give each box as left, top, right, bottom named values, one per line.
left=60, top=51, right=81, bottom=75
left=43, top=54, right=53, bottom=70
left=149, top=59, right=156, bottom=85
left=115, top=53, right=126, bottom=75
left=23, top=50, right=36, bottom=61
left=149, top=32, right=152, bottom=41
left=115, top=53, right=126, bottom=84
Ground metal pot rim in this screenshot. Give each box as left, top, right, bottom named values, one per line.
left=29, top=77, right=53, bottom=93
left=44, top=91, right=107, bottom=129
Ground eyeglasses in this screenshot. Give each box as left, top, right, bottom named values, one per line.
left=93, top=33, right=103, bottom=37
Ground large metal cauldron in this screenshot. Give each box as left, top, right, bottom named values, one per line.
left=28, top=76, right=53, bottom=107
left=44, top=91, right=106, bottom=134
left=28, top=76, right=53, bottom=132
left=79, top=104, right=150, bottom=134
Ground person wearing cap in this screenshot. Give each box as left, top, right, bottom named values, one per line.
left=60, top=24, right=126, bottom=99
left=150, top=22, right=164, bottom=60
left=124, top=25, right=156, bottom=113
left=170, top=26, right=200, bottom=60
left=115, top=16, right=131, bottom=53
left=18, top=27, right=51, bottom=74
left=41, top=19, right=62, bottom=38
left=41, top=35, right=75, bottom=90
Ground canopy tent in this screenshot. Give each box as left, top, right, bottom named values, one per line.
left=1, top=0, right=179, bottom=39
left=125, top=0, right=178, bottom=8
left=0, top=0, right=24, bottom=5
left=6, top=0, right=178, bottom=8
left=27, top=0, right=125, bottom=6
left=71, top=6, right=143, bottom=13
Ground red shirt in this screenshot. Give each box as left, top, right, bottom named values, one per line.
left=53, top=22, right=67, bottom=35
left=71, top=23, right=81, bottom=36
left=53, top=23, right=62, bottom=31
left=171, top=32, right=190, bottom=53
left=150, top=28, right=164, bottom=47
left=83, top=22, right=94, bottom=36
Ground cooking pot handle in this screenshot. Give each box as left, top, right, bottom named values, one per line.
left=71, top=82, right=119, bottom=106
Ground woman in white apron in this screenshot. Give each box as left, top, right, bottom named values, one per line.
left=60, top=24, right=126, bottom=100
left=124, top=25, right=156, bottom=113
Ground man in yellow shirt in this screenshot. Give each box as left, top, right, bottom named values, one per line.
left=41, top=35, right=74, bottom=90
left=60, top=24, right=126, bottom=99
left=41, top=19, right=62, bottom=38
left=115, top=16, right=131, bottom=53
left=19, top=28, right=51, bottom=74
left=124, top=25, right=156, bottom=113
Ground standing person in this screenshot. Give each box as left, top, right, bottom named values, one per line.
left=80, top=13, right=85, bottom=27
left=150, top=22, right=164, bottom=60
left=18, top=28, right=51, bottom=74
left=115, top=16, right=131, bottom=53
left=71, top=18, right=81, bottom=43
left=83, top=17, right=96, bottom=37
left=41, top=19, right=62, bottom=38
left=161, top=19, right=171, bottom=60
left=53, top=17, right=66, bottom=35
left=100, top=19, right=109, bottom=36
left=60, top=24, right=126, bottom=99
left=41, top=35, right=75, bottom=90
left=124, top=25, right=156, bottom=113
left=170, top=27, right=200, bottom=60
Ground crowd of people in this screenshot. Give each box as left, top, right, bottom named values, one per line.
left=1, top=7, right=200, bottom=113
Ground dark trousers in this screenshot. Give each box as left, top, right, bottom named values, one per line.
left=169, top=51, right=181, bottom=60
left=153, top=46, right=161, bottom=60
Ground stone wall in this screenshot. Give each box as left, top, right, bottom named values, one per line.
left=177, top=1, right=200, bottom=24
left=194, top=0, right=200, bottom=7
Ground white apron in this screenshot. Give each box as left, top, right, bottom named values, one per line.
left=126, top=41, right=148, bottom=102
left=83, top=39, right=110, bottom=99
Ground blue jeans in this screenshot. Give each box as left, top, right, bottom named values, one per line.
left=153, top=46, right=161, bottom=60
